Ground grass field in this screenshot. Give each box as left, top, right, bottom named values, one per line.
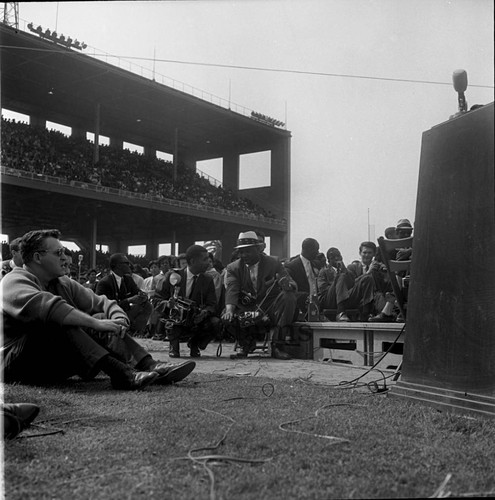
left=2, top=372, right=495, bottom=499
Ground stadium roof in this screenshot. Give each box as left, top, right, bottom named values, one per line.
left=0, top=24, right=290, bottom=160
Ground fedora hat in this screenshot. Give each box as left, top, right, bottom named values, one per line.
left=396, top=218, right=413, bottom=230
left=234, top=231, right=263, bottom=249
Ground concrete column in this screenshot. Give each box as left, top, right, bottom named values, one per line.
left=30, top=115, right=46, bottom=128
left=222, top=152, right=239, bottom=193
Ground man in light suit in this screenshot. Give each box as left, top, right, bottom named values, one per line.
left=222, top=231, right=297, bottom=359
left=157, top=245, right=221, bottom=358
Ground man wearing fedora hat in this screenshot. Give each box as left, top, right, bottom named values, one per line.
left=222, top=231, right=297, bottom=359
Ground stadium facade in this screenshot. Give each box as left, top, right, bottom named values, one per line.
left=0, top=23, right=291, bottom=265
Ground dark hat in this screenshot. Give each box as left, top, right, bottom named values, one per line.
left=234, top=231, right=263, bottom=249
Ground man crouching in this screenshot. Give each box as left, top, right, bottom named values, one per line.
left=1, top=229, right=195, bottom=389
left=222, top=231, right=297, bottom=360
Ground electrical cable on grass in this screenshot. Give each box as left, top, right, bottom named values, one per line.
left=175, top=408, right=272, bottom=500
left=279, top=402, right=363, bottom=443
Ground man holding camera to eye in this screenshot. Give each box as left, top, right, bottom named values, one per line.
left=157, top=244, right=221, bottom=358
left=96, top=253, right=153, bottom=336
left=222, top=231, right=297, bottom=360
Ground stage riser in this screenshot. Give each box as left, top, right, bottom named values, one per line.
left=295, top=322, right=405, bottom=368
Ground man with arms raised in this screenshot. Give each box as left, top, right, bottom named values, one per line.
left=1, top=229, right=195, bottom=390
left=222, top=231, right=297, bottom=359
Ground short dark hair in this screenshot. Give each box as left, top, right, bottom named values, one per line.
left=87, top=268, right=97, bottom=275
left=359, top=241, right=377, bottom=253
left=109, top=253, right=129, bottom=270
left=148, top=260, right=159, bottom=268
left=185, top=244, right=207, bottom=264
left=302, top=238, right=319, bottom=251
left=20, top=229, right=61, bottom=264
left=326, top=247, right=341, bottom=261
left=158, top=255, right=172, bottom=267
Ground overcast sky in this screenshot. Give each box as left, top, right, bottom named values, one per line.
left=11, top=0, right=495, bottom=261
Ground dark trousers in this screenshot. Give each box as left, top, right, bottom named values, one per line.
left=320, top=273, right=375, bottom=311
left=234, top=289, right=297, bottom=352
left=2, top=320, right=149, bottom=384
left=168, top=316, right=222, bottom=353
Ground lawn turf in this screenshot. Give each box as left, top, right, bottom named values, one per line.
left=2, top=373, right=495, bottom=499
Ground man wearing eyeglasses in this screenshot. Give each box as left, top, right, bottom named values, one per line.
left=96, top=253, right=153, bottom=336
left=1, top=229, right=195, bottom=390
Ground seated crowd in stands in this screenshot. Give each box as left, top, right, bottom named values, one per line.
left=1, top=117, right=279, bottom=220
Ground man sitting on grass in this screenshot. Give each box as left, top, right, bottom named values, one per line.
left=1, top=229, right=195, bottom=390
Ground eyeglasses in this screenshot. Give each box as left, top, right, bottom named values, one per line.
left=37, top=247, right=67, bottom=257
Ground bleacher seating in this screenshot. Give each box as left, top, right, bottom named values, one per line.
left=1, top=118, right=280, bottom=221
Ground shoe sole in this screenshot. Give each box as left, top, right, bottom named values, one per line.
left=154, top=361, right=196, bottom=385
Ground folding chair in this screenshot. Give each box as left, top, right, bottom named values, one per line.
left=377, top=236, right=413, bottom=321
left=377, top=235, right=413, bottom=380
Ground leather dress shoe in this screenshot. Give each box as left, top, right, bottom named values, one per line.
left=169, top=351, right=181, bottom=358
left=189, top=345, right=201, bottom=358
left=368, top=312, right=395, bottom=323
left=230, top=350, right=248, bottom=359
left=271, top=347, right=291, bottom=360
left=2, top=403, right=40, bottom=439
left=152, top=360, right=196, bottom=385
left=112, top=370, right=158, bottom=390
left=336, top=312, right=350, bottom=322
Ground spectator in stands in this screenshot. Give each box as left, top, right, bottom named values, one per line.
left=96, top=253, right=153, bottom=336
left=157, top=245, right=221, bottom=358
left=84, top=269, right=98, bottom=292
left=222, top=231, right=297, bottom=360
left=285, top=238, right=320, bottom=319
left=1, top=229, right=195, bottom=389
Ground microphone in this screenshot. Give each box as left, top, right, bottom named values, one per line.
left=452, top=69, right=468, bottom=113
left=78, top=254, right=84, bottom=264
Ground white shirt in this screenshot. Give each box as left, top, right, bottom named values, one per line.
left=185, top=267, right=198, bottom=297
left=111, top=270, right=122, bottom=289
left=300, top=255, right=317, bottom=296
left=246, top=262, right=259, bottom=290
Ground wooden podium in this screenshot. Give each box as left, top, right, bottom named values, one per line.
left=390, top=102, right=495, bottom=417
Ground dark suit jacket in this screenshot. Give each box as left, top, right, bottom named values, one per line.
left=284, top=255, right=311, bottom=293
left=225, top=254, right=295, bottom=307
left=96, top=273, right=140, bottom=311
left=159, top=268, right=217, bottom=314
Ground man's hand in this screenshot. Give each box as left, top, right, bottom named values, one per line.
left=92, top=318, right=128, bottom=338
left=276, top=273, right=293, bottom=292
left=194, top=309, right=209, bottom=325
left=221, top=305, right=236, bottom=323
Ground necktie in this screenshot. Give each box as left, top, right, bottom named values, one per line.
left=189, top=275, right=197, bottom=298
left=119, top=278, right=127, bottom=299
left=364, top=265, right=369, bottom=273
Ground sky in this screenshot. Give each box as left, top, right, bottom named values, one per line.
left=7, top=0, right=494, bottom=261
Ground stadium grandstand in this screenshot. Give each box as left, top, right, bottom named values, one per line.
left=0, top=20, right=291, bottom=268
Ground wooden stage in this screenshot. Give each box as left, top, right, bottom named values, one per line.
left=294, top=321, right=405, bottom=369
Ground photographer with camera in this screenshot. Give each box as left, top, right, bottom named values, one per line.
left=222, top=231, right=297, bottom=360
left=158, top=245, right=221, bottom=358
